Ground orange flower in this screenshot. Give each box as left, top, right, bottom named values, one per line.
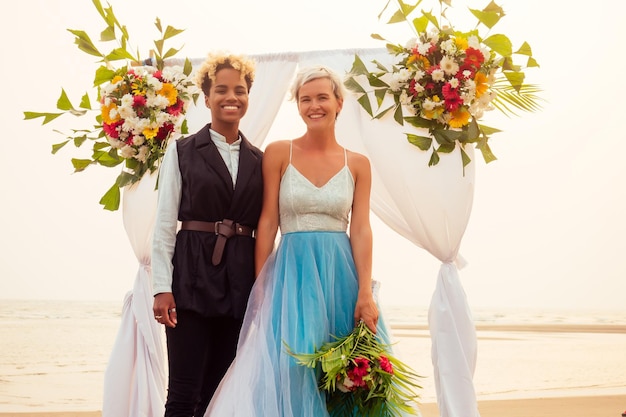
left=158, top=83, right=178, bottom=106
left=474, top=72, right=489, bottom=98
left=449, top=107, right=471, bottom=128
left=101, top=102, right=120, bottom=124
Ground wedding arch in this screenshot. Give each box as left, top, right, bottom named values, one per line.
left=103, top=48, right=480, bottom=417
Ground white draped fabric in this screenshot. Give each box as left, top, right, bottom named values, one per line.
left=103, top=48, right=479, bottom=417
left=102, top=172, right=167, bottom=417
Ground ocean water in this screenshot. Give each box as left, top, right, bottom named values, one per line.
left=0, top=300, right=625, bottom=413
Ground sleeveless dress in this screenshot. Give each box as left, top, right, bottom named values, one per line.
left=204, top=145, right=397, bottom=417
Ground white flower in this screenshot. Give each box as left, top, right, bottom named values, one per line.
left=147, top=93, right=170, bottom=109
left=417, top=42, right=431, bottom=55
left=340, top=377, right=355, bottom=392
left=117, top=94, right=136, bottom=119
left=120, top=145, right=136, bottom=159
left=448, top=77, right=459, bottom=89
left=440, top=39, right=456, bottom=55
left=147, top=76, right=163, bottom=92
left=422, top=97, right=442, bottom=111
left=132, top=135, right=146, bottom=146
left=106, top=136, right=124, bottom=149
left=404, top=37, right=418, bottom=49
left=388, top=68, right=412, bottom=92
left=411, top=81, right=425, bottom=94
left=439, top=55, right=459, bottom=76
left=467, top=35, right=480, bottom=49
left=413, top=69, right=425, bottom=81
left=399, top=90, right=412, bottom=106
left=431, top=68, right=445, bottom=82
left=134, top=144, right=149, bottom=162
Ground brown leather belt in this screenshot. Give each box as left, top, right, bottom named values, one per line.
left=180, top=220, right=255, bottom=266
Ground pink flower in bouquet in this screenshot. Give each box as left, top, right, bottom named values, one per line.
left=379, top=355, right=394, bottom=374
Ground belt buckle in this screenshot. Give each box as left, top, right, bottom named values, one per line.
left=214, top=221, right=222, bottom=235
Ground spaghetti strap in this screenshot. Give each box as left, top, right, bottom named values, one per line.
left=343, top=147, right=348, bottom=166
left=289, top=140, right=293, bottom=163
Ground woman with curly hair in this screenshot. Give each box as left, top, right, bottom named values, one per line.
left=151, top=51, right=263, bottom=417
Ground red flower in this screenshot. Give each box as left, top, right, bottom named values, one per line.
left=442, top=83, right=462, bottom=112
left=379, top=355, right=394, bottom=374
left=167, top=98, right=185, bottom=116
left=463, top=48, right=484, bottom=71
left=103, top=121, right=123, bottom=139
left=153, top=70, right=163, bottom=81
left=351, top=357, right=370, bottom=377
left=133, top=95, right=147, bottom=108
left=156, top=122, right=175, bottom=141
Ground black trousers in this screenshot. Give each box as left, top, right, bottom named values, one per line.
left=164, top=310, right=243, bottom=417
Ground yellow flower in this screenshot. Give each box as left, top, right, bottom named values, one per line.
left=454, top=36, right=468, bottom=50
left=158, top=83, right=178, bottom=106
left=474, top=72, right=489, bottom=98
left=422, top=96, right=444, bottom=120
left=143, top=126, right=159, bottom=139
left=449, top=107, right=471, bottom=128
left=131, top=82, right=146, bottom=96
left=101, top=102, right=120, bottom=124
left=111, top=75, right=123, bottom=84
left=417, top=55, right=431, bottom=69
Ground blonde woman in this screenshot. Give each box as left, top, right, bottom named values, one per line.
left=205, top=66, right=396, bottom=417
left=151, top=51, right=263, bottom=416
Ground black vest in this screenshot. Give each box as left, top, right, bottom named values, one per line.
left=171, top=124, right=263, bottom=318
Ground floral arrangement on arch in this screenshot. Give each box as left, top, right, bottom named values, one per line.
left=24, top=0, right=198, bottom=210
left=345, top=0, right=543, bottom=170
left=286, top=321, right=422, bottom=417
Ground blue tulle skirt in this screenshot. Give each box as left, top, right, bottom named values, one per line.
left=205, top=231, right=394, bottom=417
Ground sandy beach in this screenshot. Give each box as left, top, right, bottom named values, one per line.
left=2, top=301, right=624, bottom=417
left=3, top=394, right=625, bottom=417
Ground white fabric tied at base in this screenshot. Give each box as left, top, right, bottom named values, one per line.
left=102, top=172, right=167, bottom=417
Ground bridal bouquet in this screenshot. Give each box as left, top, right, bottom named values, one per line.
left=345, top=0, right=542, bottom=169
left=24, top=0, right=198, bottom=210
left=287, top=321, right=422, bottom=417
left=100, top=65, right=194, bottom=186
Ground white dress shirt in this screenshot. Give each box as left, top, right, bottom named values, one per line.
left=151, top=129, right=241, bottom=295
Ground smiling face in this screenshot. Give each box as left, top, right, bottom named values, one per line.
left=297, top=77, right=343, bottom=130
left=205, top=67, right=249, bottom=129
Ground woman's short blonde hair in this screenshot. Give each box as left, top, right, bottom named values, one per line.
left=289, top=66, right=347, bottom=102
left=195, top=51, right=256, bottom=95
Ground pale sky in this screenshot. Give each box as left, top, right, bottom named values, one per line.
left=2, top=0, right=625, bottom=311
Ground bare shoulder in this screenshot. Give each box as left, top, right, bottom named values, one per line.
left=264, top=140, right=291, bottom=160
left=346, top=149, right=371, bottom=172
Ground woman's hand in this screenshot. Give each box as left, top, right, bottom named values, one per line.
left=354, top=290, right=378, bottom=333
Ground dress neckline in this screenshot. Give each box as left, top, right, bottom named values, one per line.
left=287, top=164, right=349, bottom=189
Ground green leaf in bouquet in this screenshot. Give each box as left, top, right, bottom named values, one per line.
left=162, top=47, right=182, bottom=60
left=344, top=77, right=366, bottom=95
left=94, top=65, right=116, bottom=87
left=483, top=34, right=513, bottom=57
left=428, top=150, right=440, bottom=167
left=104, top=47, right=136, bottom=62
left=357, top=94, right=374, bottom=117
left=477, top=136, right=497, bottom=164
left=23, top=111, right=63, bottom=125
left=163, top=25, right=185, bottom=40
left=51, top=140, right=70, bottom=154
left=71, top=158, right=93, bottom=172
left=406, top=133, right=432, bottom=151
left=72, top=134, right=88, bottom=147
left=99, top=183, right=120, bottom=211
left=79, top=93, right=92, bottom=110
left=393, top=104, right=403, bottom=126
left=469, top=8, right=502, bottom=29
left=67, top=29, right=103, bottom=58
